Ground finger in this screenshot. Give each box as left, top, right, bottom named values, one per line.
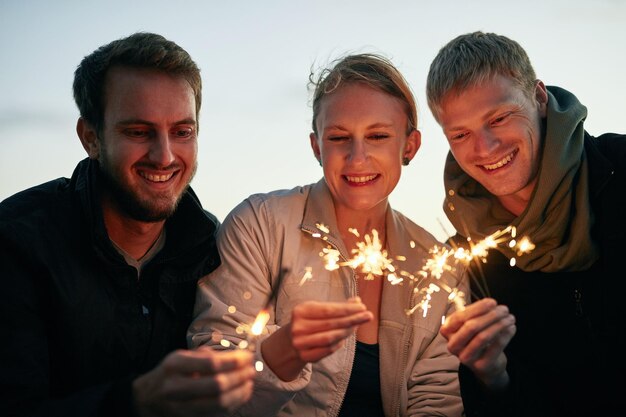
left=457, top=317, right=516, bottom=364
left=291, top=311, right=372, bottom=336
left=293, top=300, right=367, bottom=320
left=469, top=325, right=516, bottom=382
left=292, top=326, right=356, bottom=351
left=159, top=365, right=256, bottom=401
left=297, top=341, right=345, bottom=363
left=167, top=379, right=254, bottom=416
left=200, top=348, right=254, bottom=373
left=445, top=305, right=512, bottom=353
left=442, top=298, right=497, bottom=333
left=220, top=379, right=254, bottom=411
left=162, top=348, right=253, bottom=376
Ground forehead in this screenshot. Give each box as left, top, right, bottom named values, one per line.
left=103, top=66, right=196, bottom=121
left=439, top=75, right=526, bottom=126
left=317, top=83, right=407, bottom=125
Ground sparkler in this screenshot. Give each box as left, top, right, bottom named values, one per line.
left=248, top=267, right=290, bottom=338
left=234, top=222, right=534, bottom=354
left=406, top=225, right=535, bottom=317
left=219, top=268, right=290, bottom=373
left=313, top=224, right=400, bottom=283
left=308, top=222, right=534, bottom=318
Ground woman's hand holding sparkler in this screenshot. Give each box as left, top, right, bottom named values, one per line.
left=260, top=297, right=373, bottom=382
left=132, top=346, right=256, bottom=417
left=440, top=298, right=516, bottom=390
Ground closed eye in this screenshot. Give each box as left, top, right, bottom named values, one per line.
left=327, top=136, right=349, bottom=142
left=368, top=133, right=389, bottom=140
left=124, top=128, right=151, bottom=138
left=449, top=131, right=468, bottom=141
left=491, top=112, right=512, bottom=126
left=172, top=126, right=194, bottom=139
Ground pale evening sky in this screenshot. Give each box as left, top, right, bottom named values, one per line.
left=1, top=0, right=625, bottom=241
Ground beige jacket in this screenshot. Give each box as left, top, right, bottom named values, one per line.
left=189, top=180, right=464, bottom=417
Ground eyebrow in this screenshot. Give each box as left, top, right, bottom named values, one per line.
left=116, top=118, right=197, bottom=127
left=445, top=106, right=506, bottom=132
left=325, top=122, right=394, bottom=131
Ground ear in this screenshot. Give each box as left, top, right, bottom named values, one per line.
left=76, top=118, right=100, bottom=159
left=309, top=132, right=322, bottom=165
left=535, top=80, right=548, bottom=118
left=402, top=129, right=421, bottom=163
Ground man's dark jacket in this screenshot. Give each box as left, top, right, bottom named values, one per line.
left=0, top=158, right=220, bottom=416
left=458, top=132, right=626, bottom=417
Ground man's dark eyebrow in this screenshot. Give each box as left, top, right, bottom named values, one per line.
left=174, top=118, right=197, bottom=126
left=115, top=118, right=197, bottom=126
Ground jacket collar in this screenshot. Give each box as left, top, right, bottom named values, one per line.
left=72, top=158, right=219, bottom=282
left=301, top=179, right=348, bottom=256
left=300, top=178, right=417, bottom=264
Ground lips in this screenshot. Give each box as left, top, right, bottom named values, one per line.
left=138, top=170, right=176, bottom=182
left=344, top=174, right=379, bottom=184
left=480, top=149, right=518, bottom=171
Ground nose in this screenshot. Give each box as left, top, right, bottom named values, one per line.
left=347, top=138, right=368, bottom=164
left=149, top=131, right=175, bottom=167
left=474, top=128, right=500, bottom=157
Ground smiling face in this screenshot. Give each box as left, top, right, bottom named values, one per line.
left=310, top=83, right=420, bottom=219
left=86, top=66, right=198, bottom=222
left=438, top=74, right=547, bottom=215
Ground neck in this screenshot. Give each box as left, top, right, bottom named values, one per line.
left=101, top=199, right=166, bottom=260
left=497, top=180, right=537, bottom=217
left=498, top=196, right=527, bottom=217
left=335, top=201, right=388, bottom=250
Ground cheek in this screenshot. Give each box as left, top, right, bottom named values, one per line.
left=320, top=147, right=342, bottom=166
left=448, top=145, right=467, bottom=165
left=171, top=141, right=198, bottom=164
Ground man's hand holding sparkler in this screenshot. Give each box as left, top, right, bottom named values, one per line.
left=440, top=298, right=516, bottom=390
left=260, top=297, right=373, bottom=382
left=132, top=347, right=256, bottom=417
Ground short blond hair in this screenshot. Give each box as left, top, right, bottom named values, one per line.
left=427, top=31, right=536, bottom=122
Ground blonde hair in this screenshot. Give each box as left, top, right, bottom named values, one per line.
left=310, top=53, right=417, bottom=134
left=427, top=31, right=536, bottom=122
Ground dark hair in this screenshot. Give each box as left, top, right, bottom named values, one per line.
left=309, top=53, right=417, bottom=135
left=73, top=32, right=201, bottom=134
left=427, top=31, right=536, bottom=122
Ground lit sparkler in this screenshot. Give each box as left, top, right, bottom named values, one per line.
left=406, top=225, right=535, bottom=317
left=306, top=223, right=533, bottom=320
left=221, top=268, right=290, bottom=358
left=312, top=224, right=397, bottom=281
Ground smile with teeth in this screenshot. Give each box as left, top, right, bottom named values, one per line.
left=482, top=150, right=517, bottom=171
left=345, top=174, right=378, bottom=183
left=139, top=171, right=175, bottom=182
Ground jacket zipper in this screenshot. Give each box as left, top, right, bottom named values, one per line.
left=574, top=288, right=584, bottom=317
left=301, top=225, right=357, bottom=417
left=332, top=269, right=359, bottom=417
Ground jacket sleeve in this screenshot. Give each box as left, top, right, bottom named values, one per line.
left=0, top=229, right=138, bottom=417
left=188, top=197, right=311, bottom=417
left=405, top=268, right=466, bottom=417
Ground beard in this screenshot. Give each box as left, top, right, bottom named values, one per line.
left=97, top=153, right=197, bottom=223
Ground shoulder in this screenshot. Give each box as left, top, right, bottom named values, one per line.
left=227, top=184, right=313, bottom=223
left=0, top=178, right=72, bottom=231
left=390, top=208, right=447, bottom=251
left=0, top=178, right=75, bottom=261
left=587, top=132, right=626, bottom=163
left=217, top=184, right=314, bottom=241
left=246, top=184, right=313, bottom=209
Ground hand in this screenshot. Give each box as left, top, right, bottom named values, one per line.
left=440, top=298, right=516, bottom=389
left=261, top=297, right=373, bottom=381
left=133, top=347, right=255, bottom=417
